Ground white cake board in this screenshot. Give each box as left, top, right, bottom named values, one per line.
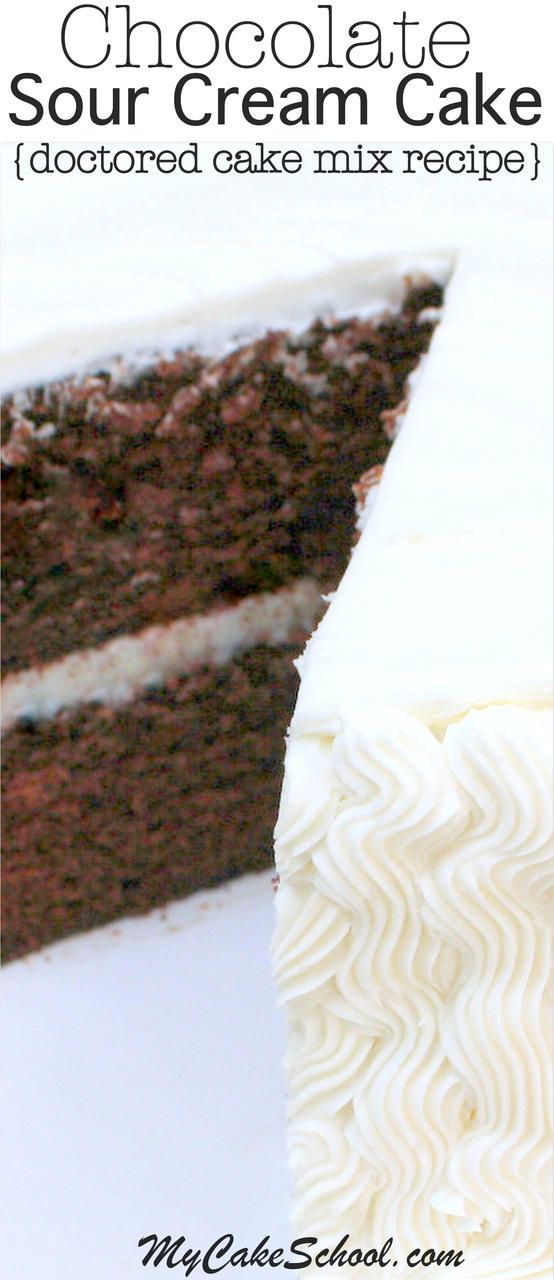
left=1, top=872, right=291, bottom=1279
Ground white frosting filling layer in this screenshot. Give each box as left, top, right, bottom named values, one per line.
left=1, top=578, right=322, bottom=734
left=273, top=706, right=553, bottom=1277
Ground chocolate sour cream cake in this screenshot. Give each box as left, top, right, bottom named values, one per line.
left=2, top=275, right=444, bottom=960
left=1, top=142, right=552, bottom=1277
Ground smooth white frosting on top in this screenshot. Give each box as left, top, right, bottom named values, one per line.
left=294, top=236, right=553, bottom=726
left=1, top=142, right=551, bottom=395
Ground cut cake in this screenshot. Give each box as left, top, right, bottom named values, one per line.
left=1, top=147, right=552, bottom=1278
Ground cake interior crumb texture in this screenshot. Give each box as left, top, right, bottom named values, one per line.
left=1, top=283, right=442, bottom=961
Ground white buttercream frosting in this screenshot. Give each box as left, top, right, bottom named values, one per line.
left=1, top=143, right=551, bottom=395
left=1, top=578, right=323, bottom=734
left=274, top=707, right=553, bottom=1277
left=270, top=153, right=552, bottom=1278
left=293, top=240, right=553, bottom=726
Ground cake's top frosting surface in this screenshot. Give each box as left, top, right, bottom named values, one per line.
left=294, top=232, right=553, bottom=726
left=1, top=143, right=552, bottom=393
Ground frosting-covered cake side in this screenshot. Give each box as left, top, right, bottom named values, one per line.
left=273, top=236, right=553, bottom=1277
left=274, top=707, right=553, bottom=1277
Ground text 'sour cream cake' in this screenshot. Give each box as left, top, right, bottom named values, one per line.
left=272, top=223, right=553, bottom=1271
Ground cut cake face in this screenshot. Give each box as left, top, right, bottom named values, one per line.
left=1, top=278, right=443, bottom=960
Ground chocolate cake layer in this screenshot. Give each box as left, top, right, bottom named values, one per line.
left=2, top=645, right=301, bottom=962
left=2, top=284, right=444, bottom=961
left=2, top=284, right=442, bottom=675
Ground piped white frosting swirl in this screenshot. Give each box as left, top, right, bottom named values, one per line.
left=273, top=707, right=553, bottom=1278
